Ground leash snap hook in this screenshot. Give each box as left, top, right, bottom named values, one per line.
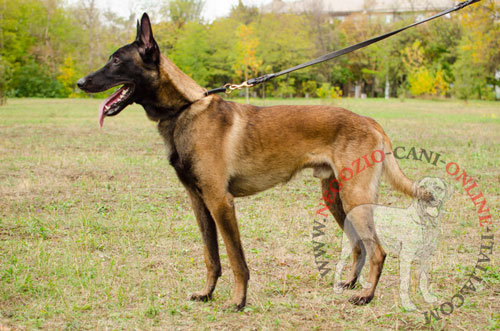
left=224, top=81, right=254, bottom=94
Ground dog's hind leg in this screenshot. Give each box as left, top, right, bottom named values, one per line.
left=343, top=204, right=386, bottom=305
left=322, top=176, right=363, bottom=290
left=349, top=235, right=386, bottom=305
left=186, top=188, right=222, bottom=302
left=321, top=175, right=346, bottom=229
left=343, top=240, right=364, bottom=290
left=321, top=175, right=367, bottom=291
left=334, top=233, right=364, bottom=292
left=335, top=152, right=386, bottom=305
left=343, top=206, right=386, bottom=305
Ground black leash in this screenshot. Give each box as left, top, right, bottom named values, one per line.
left=206, top=0, right=481, bottom=96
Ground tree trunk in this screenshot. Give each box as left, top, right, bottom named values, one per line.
left=385, top=73, right=390, bottom=99
left=355, top=82, right=361, bottom=98
left=245, top=68, right=249, bottom=104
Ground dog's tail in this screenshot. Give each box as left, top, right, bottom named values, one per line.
left=369, top=119, right=432, bottom=201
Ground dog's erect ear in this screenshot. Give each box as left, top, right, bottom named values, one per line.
left=136, top=19, right=141, bottom=41
left=136, top=13, right=159, bottom=64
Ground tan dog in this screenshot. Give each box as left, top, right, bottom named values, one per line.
left=77, top=13, right=431, bottom=310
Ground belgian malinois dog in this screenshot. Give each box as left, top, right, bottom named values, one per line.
left=77, top=13, right=432, bottom=310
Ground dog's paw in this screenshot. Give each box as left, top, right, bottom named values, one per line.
left=189, top=292, right=212, bottom=302
left=222, top=301, right=246, bottom=312
left=401, top=301, right=417, bottom=311
left=349, top=294, right=374, bottom=305
left=423, top=293, right=438, bottom=304
left=334, top=284, right=343, bottom=294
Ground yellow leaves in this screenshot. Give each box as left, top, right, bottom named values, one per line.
left=57, top=56, right=75, bottom=85
left=458, top=0, right=500, bottom=66
left=316, top=83, right=343, bottom=100
left=233, top=24, right=262, bottom=77
left=402, top=41, right=449, bottom=97
left=408, top=68, right=449, bottom=97
left=408, top=68, right=433, bottom=96
left=433, top=69, right=449, bottom=96
left=57, top=55, right=77, bottom=97
left=402, top=40, right=425, bottom=69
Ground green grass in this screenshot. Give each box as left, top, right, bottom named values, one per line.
left=0, top=97, right=499, bottom=330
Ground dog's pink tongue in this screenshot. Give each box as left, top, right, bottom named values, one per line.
left=98, top=100, right=107, bottom=128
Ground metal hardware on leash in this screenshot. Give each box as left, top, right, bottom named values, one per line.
left=224, top=81, right=254, bottom=95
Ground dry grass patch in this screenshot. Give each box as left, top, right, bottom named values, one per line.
left=0, top=98, right=498, bottom=330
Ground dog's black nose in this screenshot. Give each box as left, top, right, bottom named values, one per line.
left=77, top=77, right=86, bottom=89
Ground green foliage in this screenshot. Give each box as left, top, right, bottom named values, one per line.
left=275, top=77, right=296, bottom=98
left=230, top=0, right=259, bottom=24
left=453, top=49, right=495, bottom=100
left=402, top=40, right=450, bottom=97
left=452, top=0, right=500, bottom=100
left=0, top=0, right=498, bottom=99
left=205, top=17, right=238, bottom=86
left=300, top=81, right=317, bottom=98
left=164, top=0, right=204, bottom=27
left=11, top=62, right=65, bottom=98
left=169, top=22, right=210, bottom=86
left=316, top=83, right=342, bottom=100
left=0, top=56, right=9, bottom=104
left=256, top=14, right=314, bottom=74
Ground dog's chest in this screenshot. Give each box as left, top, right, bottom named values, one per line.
left=157, top=120, right=176, bottom=159
left=157, top=121, right=199, bottom=190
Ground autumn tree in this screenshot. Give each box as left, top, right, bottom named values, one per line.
left=453, top=0, right=500, bottom=100
left=1, top=0, right=499, bottom=99
left=233, top=24, right=262, bottom=103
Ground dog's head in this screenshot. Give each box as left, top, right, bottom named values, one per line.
left=77, top=13, right=160, bottom=127
left=416, top=177, right=453, bottom=222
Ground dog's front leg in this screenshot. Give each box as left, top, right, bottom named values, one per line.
left=418, top=256, right=438, bottom=303
left=399, top=251, right=417, bottom=311
left=203, top=191, right=249, bottom=311
left=185, top=188, right=222, bottom=302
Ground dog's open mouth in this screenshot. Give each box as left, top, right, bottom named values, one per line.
left=98, top=84, right=135, bottom=128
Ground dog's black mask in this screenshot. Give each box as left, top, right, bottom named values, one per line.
left=77, top=13, right=160, bottom=127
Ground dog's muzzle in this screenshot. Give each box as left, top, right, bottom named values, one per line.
left=77, top=77, right=87, bottom=90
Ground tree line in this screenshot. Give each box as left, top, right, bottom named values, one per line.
left=0, top=0, right=499, bottom=103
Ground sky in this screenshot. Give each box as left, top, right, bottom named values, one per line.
left=82, top=0, right=273, bottom=22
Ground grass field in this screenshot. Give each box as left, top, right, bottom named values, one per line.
left=1, top=97, right=499, bottom=330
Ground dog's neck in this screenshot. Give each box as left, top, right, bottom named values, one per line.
left=141, top=55, right=207, bottom=122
